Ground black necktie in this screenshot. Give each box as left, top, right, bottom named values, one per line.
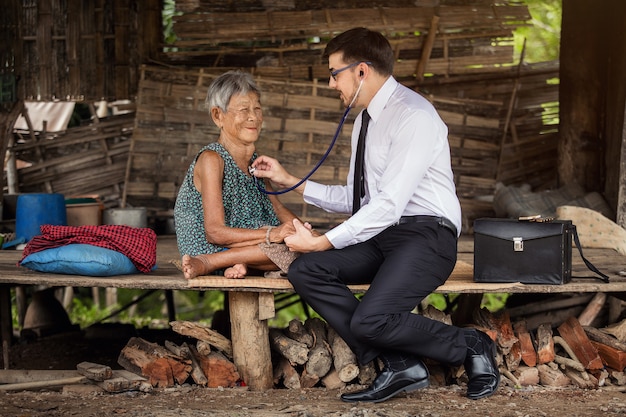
left=352, top=109, right=370, bottom=214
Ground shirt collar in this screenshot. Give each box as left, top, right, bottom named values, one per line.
left=364, top=76, right=398, bottom=123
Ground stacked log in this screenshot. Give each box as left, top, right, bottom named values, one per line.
left=117, top=323, right=241, bottom=389
left=114, top=293, right=626, bottom=391
left=270, top=318, right=371, bottom=390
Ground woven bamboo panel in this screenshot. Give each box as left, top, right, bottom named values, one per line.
left=426, top=61, right=560, bottom=196
left=10, top=113, right=135, bottom=206
left=166, top=2, right=529, bottom=81
left=17, top=0, right=162, bottom=102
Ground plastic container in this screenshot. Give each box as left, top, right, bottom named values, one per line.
left=65, top=197, right=102, bottom=226
left=15, top=193, right=67, bottom=242
left=103, top=207, right=147, bottom=228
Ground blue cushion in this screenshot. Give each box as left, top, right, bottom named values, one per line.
left=20, top=244, right=139, bottom=276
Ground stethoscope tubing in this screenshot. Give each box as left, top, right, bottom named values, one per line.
left=254, top=105, right=354, bottom=195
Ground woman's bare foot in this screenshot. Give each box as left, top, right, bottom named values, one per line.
left=224, top=263, right=247, bottom=279
left=181, top=254, right=214, bottom=279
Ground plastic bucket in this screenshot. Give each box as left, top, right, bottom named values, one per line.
left=65, top=197, right=102, bottom=226
left=15, top=193, right=67, bottom=242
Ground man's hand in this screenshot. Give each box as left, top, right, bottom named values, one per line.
left=252, top=155, right=290, bottom=187
left=284, top=219, right=333, bottom=253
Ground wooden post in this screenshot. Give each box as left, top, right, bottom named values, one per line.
left=0, top=285, right=12, bottom=369
left=228, top=292, right=273, bottom=390
left=415, top=15, right=439, bottom=82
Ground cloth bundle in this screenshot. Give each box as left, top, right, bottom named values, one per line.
left=19, top=224, right=158, bottom=273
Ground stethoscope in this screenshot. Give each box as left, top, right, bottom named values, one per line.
left=251, top=79, right=365, bottom=195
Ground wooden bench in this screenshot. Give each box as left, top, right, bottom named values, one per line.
left=1, top=235, right=624, bottom=390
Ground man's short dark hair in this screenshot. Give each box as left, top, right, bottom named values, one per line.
left=323, top=27, right=395, bottom=76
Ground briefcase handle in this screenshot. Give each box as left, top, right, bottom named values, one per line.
left=519, top=216, right=609, bottom=283
left=571, top=224, right=610, bottom=283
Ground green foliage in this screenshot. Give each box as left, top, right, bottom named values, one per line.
left=425, top=292, right=509, bottom=314
left=515, top=0, right=562, bottom=63
left=162, top=0, right=181, bottom=46
left=67, top=297, right=114, bottom=328
left=481, top=293, right=510, bottom=312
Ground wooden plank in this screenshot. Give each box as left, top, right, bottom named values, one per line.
left=0, top=369, right=82, bottom=384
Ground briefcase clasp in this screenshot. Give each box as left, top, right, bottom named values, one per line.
left=513, top=237, right=524, bottom=251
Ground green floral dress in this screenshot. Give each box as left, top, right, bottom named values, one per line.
left=174, top=142, right=280, bottom=257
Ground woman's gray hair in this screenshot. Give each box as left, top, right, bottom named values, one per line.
left=206, top=70, right=261, bottom=112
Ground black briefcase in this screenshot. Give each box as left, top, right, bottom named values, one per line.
left=473, top=217, right=609, bottom=285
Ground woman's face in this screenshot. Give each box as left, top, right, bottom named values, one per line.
left=217, top=92, right=263, bottom=144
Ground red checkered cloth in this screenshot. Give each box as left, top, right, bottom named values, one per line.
left=19, top=225, right=157, bottom=273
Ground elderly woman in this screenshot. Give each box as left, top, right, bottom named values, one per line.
left=174, top=71, right=298, bottom=279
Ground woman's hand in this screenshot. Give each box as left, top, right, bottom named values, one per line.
left=271, top=221, right=296, bottom=243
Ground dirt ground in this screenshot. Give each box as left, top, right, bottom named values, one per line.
left=2, top=329, right=626, bottom=417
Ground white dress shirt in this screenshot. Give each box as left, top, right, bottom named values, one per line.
left=303, top=76, right=462, bottom=249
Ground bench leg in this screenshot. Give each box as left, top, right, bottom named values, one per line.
left=1, top=285, right=12, bottom=370
left=228, top=291, right=274, bottom=390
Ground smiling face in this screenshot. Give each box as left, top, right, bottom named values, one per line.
left=328, top=53, right=366, bottom=109
left=213, top=92, right=263, bottom=144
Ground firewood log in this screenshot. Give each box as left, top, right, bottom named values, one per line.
left=273, top=356, right=301, bottom=389
left=421, top=304, right=452, bottom=325
left=585, top=327, right=626, bottom=370
left=269, top=327, right=309, bottom=365
left=327, top=327, right=359, bottom=383
left=608, top=296, right=626, bottom=324
left=590, top=340, right=626, bottom=371
left=285, top=318, right=314, bottom=348
left=164, top=340, right=190, bottom=358
left=584, top=325, right=626, bottom=351
left=321, top=367, right=346, bottom=390
left=195, top=351, right=240, bottom=388
left=358, top=361, right=378, bottom=386
left=299, top=368, right=320, bottom=388
left=557, top=316, right=603, bottom=370
left=118, top=337, right=191, bottom=388
left=513, top=320, right=537, bottom=367
left=577, top=292, right=607, bottom=327
left=536, top=323, right=555, bottom=364
left=513, top=366, right=539, bottom=386
left=602, top=318, right=626, bottom=343
left=170, top=320, right=232, bottom=358
left=564, top=368, right=598, bottom=389
left=98, top=370, right=152, bottom=393
left=537, top=363, right=571, bottom=387
left=185, top=343, right=209, bottom=386
left=303, top=318, right=332, bottom=380
left=505, top=340, right=523, bottom=372
left=76, top=362, right=112, bottom=382
left=473, top=308, right=518, bottom=353
left=197, top=340, right=212, bottom=356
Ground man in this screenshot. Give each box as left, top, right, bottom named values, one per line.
left=252, top=27, right=499, bottom=403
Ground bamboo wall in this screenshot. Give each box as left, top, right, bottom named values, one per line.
left=16, top=0, right=162, bottom=102
left=120, top=0, right=558, bottom=231
left=124, top=60, right=558, bottom=231
left=2, top=0, right=561, bottom=232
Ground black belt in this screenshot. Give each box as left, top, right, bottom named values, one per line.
left=395, top=215, right=458, bottom=237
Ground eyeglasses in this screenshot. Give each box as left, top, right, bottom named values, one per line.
left=329, top=61, right=372, bottom=81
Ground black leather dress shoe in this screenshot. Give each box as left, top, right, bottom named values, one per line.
left=341, top=359, right=429, bottom=403
left=464, top=329, right=500, bottom=400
